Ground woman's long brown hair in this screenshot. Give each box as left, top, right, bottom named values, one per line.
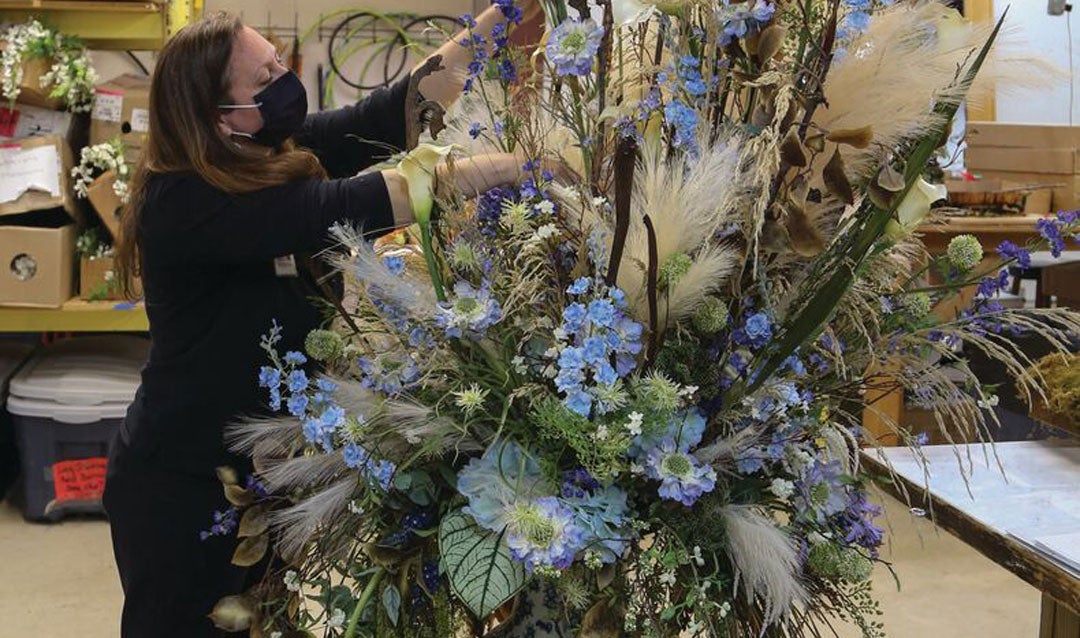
left=115, top=12, right=325, bottom=298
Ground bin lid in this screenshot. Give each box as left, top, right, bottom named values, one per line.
left=8, top=336, right=148, bottom=406
left=6, top=394, right=129, bottom=424
left=0, top=340, right=33, bottom=392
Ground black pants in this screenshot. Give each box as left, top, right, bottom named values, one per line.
left=103, top=442, right=257, bottom=637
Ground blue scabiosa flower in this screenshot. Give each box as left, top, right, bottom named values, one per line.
left=436, top=280, right=503, bottom=339
left=458, top=441, right=553, bottom=531
left=358, top=353, right=420, bottom=396
left=546, top=18, right=604, bottom=77
left=504, top=497, right=587, bottom=571
left=629, top=409, right=706, bottom=459
left=716, top=0, right=776, bottom=46
left=644, top=439, right=717, bottom=506
left=794, top=461, right=849, bottom=523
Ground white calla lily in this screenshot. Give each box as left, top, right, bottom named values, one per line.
left=886, top=178, right=948, bottom=238
left=396, top=143, right=456, bottom=225
left=610, top=0, right=658, bottom=26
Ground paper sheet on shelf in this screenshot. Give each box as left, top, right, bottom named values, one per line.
left=0, top=144, right=60, bottom=204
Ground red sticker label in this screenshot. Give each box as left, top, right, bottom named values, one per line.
left=52, top=457, right=109, bottom=503
left=0, top=106, right=19, bottom=138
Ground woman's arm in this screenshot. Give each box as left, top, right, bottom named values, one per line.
left=381, top=153, right=528, bottom=226
left=415, top=0, right=545, bottom=108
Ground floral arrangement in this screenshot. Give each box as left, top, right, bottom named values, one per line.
left=0, top=18, right=96, bottom=112
left=211, top=1, right=1080, bottom=637
left=71, top=138, right=131, bottom=204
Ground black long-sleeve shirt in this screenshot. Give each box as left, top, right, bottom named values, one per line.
left=118, top=76, right=410, bottom=475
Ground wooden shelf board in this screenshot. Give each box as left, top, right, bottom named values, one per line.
left=0, top=297, right=148, bottom=332
left=0, top=0, right=174, bottom=50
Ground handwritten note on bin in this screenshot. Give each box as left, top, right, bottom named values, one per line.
left=52, top=457, right=109, bottom=503
left=0, top=143, right=60, bottom=204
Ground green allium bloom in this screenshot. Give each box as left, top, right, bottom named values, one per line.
left=947, top=234, right=984, bottom=271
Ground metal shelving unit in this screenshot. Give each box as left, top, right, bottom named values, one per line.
left=0, top=299, right=148, bottom=332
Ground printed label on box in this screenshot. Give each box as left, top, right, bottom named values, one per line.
left=0, top=107, right=20, bottom=138
left=130, top=108, right=150, bottom=133
left=92, top=91, right=123, bottom=123
left=0, top=144, right=61, bottom=203
left=52, top=457, right=108, bottom=503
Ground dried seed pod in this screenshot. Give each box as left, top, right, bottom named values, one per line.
left=784, top=203, right=826, bottom=257
left=752, top=102, right=773, bottom=128
left=208, top=595, right=256, bottom=632
left=877, top=161, right=906, bottom=192
left=238, top=504, right=270, bottom=538
left=823, top=148, right=855, bottom=205
left=757, top=25, right=788, bottom=64
left=216, top=465, right=239, bottom=486
left=805, top=133, right=826, bottom=153
left=225, top=484, right=255, bottom=507
left=780, top=127, right=808, bottom=167
left=232, top=534, right=269, bottom=567
left=867, top=180, right=897, bottom=209
left=788, top=174, right=810, bottom=206
left=826, top=125, right=874, bottom=149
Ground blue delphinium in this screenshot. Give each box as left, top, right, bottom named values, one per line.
left=552, top=279, right=643, bottom=416
left=302, top=404, right=346, bottom=452
left=343, top=443, right=395, bottom=491
left=664, top=100, right=699, bottom=155
left=435, top=280, right=503, bottom=339
left=839, top=490, right=884, bottom=556
left=546, top=18, right=604, bottom=77
left=995, top=240, right=1031, bottom=269
left=200, top=507, right=239, bottom=541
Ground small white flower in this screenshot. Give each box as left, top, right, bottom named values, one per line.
left=630, top=462, right=645, bottom=475
left=270, top=633, right=282, bottom=638
left=534, top=200, right=556, bottom=216
left=512, top=355, right=528, bottom=374
left=347, top=500, right=364, bottom=515
left=592, top=196, right=608, bottom=208
left=678, top=384, right=699, bottom=399
left=553, top=327, right=569, bottom=342
left=534, top=223, right=559, bottom=240
left=977, top=394, right=1000, bottom=409
left=625, top=411, right=644, bottom=437
left=283, top=570, right=301, bottom=592
left=691, top=545, right=705, bottom=567
left=658, top=571, right=677, bottom=586
left=768, top=478, right=795, bottom=499
left=542, top=365, right=558, bottom=379
left=593, top=424, right=610, bottom=441
left=328, top=608, right=346, bottom=628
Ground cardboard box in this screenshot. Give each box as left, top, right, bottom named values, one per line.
left=0, top=136, right=77, bottom=218
left=79, top=256, right=137, bottom=301
left=0, top=211, right=75, bottom=308
left=944, top=178, right=1054, bottom=216
left=965, top=147, right=1080, bottom=176
left=89, top=74, right=150, bottom=161
left=9, top=56, right=64, bottom=111
left=965, top=170, right=1079, bottom=213
left=0, top=102, right=72, bottom=142
left=86, top=170, right=123, bottom=240
left=966, top=122, right=1080, bottom=150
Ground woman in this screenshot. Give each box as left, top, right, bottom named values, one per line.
left=104, top=7, right=539, bottom=636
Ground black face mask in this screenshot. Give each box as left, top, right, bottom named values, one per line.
left=219, top=71, right=307, bottom=147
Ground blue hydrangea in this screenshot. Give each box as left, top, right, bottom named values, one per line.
left=562, top=482, right=632, bottom=564
left=546, top=18, right=604, bottom=77
left=644, top=439, right=717, bottom=506
left=436, top=280, right=503, bottom=340
left=629, top=409, right=706, bottom=459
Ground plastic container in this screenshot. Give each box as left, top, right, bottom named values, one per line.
left=7, top=335, right=148, bottom=521
left=0, top=340, right=34, bottom=499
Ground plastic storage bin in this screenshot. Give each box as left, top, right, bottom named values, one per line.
left=0, top=340, right=34, bottom=499
left=7, top=335, right=148, bottom=521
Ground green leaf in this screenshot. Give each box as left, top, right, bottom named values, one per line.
left=438, top=509, right=527, bottom=619
left=382, top=585, right=401, bottom=627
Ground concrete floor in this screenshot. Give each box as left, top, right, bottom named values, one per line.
left=0, top=493, right=1039, bottom=638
